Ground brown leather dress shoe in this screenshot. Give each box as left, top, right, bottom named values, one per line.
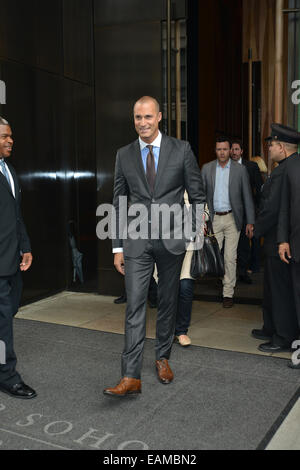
left=155, top=359, right=174, bottom=384
left=223, top=297, right=234, bottom=308
left=103, top=377, right=141, bottom=397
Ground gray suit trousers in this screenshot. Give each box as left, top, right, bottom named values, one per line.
left=122, top=240, right=185, bottom=379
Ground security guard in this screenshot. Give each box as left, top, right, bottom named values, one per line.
left=277, top=124, right=300, bottom=369
left=252, top=124, right=300, bottom=354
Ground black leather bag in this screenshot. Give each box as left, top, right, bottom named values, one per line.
left=190, top=219, right=225, bottom=279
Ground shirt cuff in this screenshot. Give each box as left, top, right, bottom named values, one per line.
left=113, top=248, right=124, bottom=254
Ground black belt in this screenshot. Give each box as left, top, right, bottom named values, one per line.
left=215, top=210, right=232, bottom=216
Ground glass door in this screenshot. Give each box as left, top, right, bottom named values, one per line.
left=161, top=15, right=188, bottom=140
left=287, top=0, right=300, bottom=131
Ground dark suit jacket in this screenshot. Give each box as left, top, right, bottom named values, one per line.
left=277, top=153, right=300, bottom=263
left=254, top=159, right=287, bottom=257
left=113, top=134, right=206, bottom=257
left=242, top=159, right=263, bottom=208
left=0, top=161, right=31, bottom=276
left=201, top=159, right=255, bottom=231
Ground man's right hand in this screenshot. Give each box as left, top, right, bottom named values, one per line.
left=114, top=253, right=125, bottom=275
left=279, top=243, right=291, bottom=264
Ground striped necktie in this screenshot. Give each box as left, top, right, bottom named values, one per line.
left=0, top=159, right=11, bottom=189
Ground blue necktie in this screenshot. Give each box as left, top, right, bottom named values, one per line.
left=0, top=159, right=11, bottom=189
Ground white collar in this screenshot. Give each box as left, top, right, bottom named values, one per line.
left=139, top=131, right=162, bottom=150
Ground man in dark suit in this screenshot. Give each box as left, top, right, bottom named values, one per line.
left=231, top=140, right=263, bottom=284
left=201, top=137, right=255, bottom=308
left=252, top=124, right=299, bottom=353
left=0, top=117, right=36, bottom=399
left=277, top=124, right=300, bottom=369
left=103, top=96, right=206, bottom=396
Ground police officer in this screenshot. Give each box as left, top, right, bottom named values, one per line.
left=252, top=124, right=299, bottom=353
left=277, top=124, right=300, bottom=369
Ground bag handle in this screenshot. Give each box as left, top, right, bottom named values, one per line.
left=205, top=217, right=214, bottom=236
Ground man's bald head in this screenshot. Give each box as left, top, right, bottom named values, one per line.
left=133, top=96, right=162, bottom=144
left=280, top=141, right=298, bottom=154
left=134, top=96, right=160, bottom=114
left=268, top=139, right=298, bottom=163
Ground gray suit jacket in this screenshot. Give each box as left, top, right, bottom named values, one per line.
left=113, top=134, right=206, bottom=257
left=201, top=159, right=255, bottom=231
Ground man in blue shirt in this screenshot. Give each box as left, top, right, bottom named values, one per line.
left=201, top=137, right=255, bottom=308
left=104, top=97, right=206, bottom=396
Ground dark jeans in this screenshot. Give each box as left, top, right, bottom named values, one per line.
left=175, top=279, right=195, bottom=336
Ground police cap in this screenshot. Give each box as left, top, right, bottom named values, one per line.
left=265, top=123, right=300, bottom=144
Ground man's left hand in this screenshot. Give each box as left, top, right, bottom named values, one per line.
left=20, top=252, right=33, bottom=271
left=246, top=224, right=254, bottom=239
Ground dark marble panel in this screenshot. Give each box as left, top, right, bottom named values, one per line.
left=35, top=0, right=63, bottom=74
left=95, top=20, right=162, bottom=294
left=0, top=61, right=66, bottom=298
left=63, top=0, right=94, bottom=84
left=0, top=0, right=63, bottom=74
left=0, top=59, right=97, bottom=302
left=0, top=0, right=36, bottom=66
left=94, top=0, right=165, bottom=26
left=67, top=80, right=97, bottom=281
left=94, top=0, right=186, bottom=26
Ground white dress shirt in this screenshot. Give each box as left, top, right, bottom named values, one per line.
left=0, top=158, right=15, bottom=197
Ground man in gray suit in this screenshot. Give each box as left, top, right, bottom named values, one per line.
left=201, top=137, right=255, bottom=308
left=104, top=96, right=206, bottom=397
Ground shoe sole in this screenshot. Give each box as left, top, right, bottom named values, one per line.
left=252, top=334, right=272, bottom=341
left=258, top=346, right=292, bottom=353
left=156, top=372, right=174, bottom=385
left=0, top=388, right=37, bottom=399
left=157, top=378, right=173, bottom=384
left=103, top=390, right=141, bottom=397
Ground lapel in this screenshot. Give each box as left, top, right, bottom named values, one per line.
left=132, top=139, right=150, bottom=190
left=211, top=160, right=217, bottom=193
left=153, top=134, right=173, bottom=193
left=1, top=162, right=20, bottom=200
left=229, top=160, right=236, bottom=197
left=132, top=134, right=173, bottom=195
left=0, top=161, right=16, bottom=198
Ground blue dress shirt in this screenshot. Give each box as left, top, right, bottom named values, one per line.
left=213, top=159, right=232, bottom=212
left=139, top=132, right=162, bottom=173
